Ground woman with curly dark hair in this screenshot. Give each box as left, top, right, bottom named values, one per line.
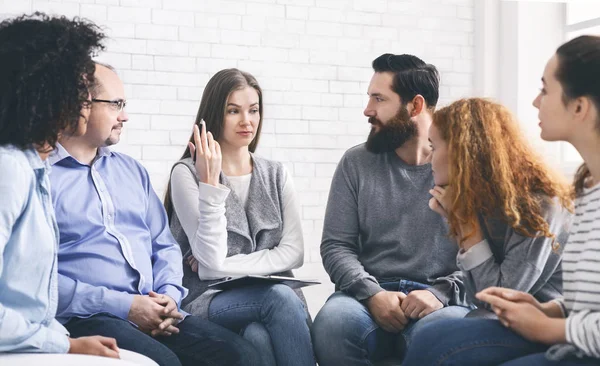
left=0, top=13, right=124, bottom=359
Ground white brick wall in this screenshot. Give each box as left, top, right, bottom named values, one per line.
left=2, top=0, right=474, bottom=267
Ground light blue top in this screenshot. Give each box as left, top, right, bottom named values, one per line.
left=49, top=144, right=188, bottom=323
left=0, top=145, right=70, bottom=353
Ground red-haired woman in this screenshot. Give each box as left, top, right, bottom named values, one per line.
left=427, top=97, right=573, bottom=311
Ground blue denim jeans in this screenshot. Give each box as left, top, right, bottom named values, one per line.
left=402, top=318, right=598, bottom=366
left=208, top=283, right=315, bottom=366
left=311, top=280, right=471, bottom=366
left=65, top=313, right=262, bottom=366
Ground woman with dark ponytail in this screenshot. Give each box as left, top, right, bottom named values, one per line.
left=403, top=35, right=600, bottom=366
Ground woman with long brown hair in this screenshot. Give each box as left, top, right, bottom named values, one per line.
left=164, top=68, right=314, bottom=366
left=426, top=98, right=573, bottom=310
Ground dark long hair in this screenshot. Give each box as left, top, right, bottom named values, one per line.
left=164, top=68, right=263, bottom=219
left=0, top=13, right=104, bottom=150
left=555, top=35, right=600, bottom=195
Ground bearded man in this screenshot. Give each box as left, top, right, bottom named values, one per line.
left=312, top=54, right=473, bottom=365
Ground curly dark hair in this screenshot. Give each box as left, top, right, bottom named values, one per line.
left=0, top=12, right=105, bottom=150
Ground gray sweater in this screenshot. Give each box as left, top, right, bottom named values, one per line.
left=459, top=199, right=572, bottom=308
left=321, top=144, right=468, bottom=306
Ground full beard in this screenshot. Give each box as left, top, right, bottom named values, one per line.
left=365, top=106, right=418, bottom=153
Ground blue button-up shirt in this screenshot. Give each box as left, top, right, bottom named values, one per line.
left=0, top=145, right=70, bottom=353
left=49, top=144, right=187, bottom=323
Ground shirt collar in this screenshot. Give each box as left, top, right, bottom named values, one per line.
left=48, top=143, right=71, bottom=166
left=23, top=147, right=46, bottom=171
left=49, top=143, right=113, bottom=166
left=97, top=146, right=113, bottom=158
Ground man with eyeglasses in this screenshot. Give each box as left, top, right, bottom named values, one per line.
left=311, top=54, right=472, bottom=365
left=47, top=63, right=262, bottom=366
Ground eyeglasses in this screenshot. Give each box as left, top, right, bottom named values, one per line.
left=92, top=98, right=127, bottom=113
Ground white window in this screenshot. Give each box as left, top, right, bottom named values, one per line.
left=566, top=1, right=600, bottom=37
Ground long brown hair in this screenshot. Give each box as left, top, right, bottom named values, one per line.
left=433, top=98, right=573, bottom=243
left=555, top=36, right=600, bottom=195
left=163, top=68, right=263, bottom=219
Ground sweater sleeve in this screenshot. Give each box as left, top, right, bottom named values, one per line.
left=428, top=270, right=469, bottom=307
left=170, top=164, right=230, bottom=271
left=320, top=154, right=383, bottom=301
left=456, top=199, right=570, bottom=307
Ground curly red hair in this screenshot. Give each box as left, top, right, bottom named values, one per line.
left=433, top=98, right=573, bottom=243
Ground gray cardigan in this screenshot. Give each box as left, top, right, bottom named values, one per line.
left=169, top=155, right=307, bottom=318
left=458, top=198, right=572, bottom=308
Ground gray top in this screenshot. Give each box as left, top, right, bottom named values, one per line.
left=169, top=155, right=307, bottom=318
left=321, top=144, right=468, bottom=306
left=457, top=199, right=572, bottom=308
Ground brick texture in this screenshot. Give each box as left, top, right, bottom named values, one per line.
left=3, top=0, right=474, bottom=264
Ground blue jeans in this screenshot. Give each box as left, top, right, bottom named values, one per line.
left=501, top=353, right=598, bottom=366
left=65, top=313, right=261, bottom=366
left=208, top=284, right=315, bottom=366
left=402, top=318, right=598, bottom=366
left=311, top=280, right=471, bottom=366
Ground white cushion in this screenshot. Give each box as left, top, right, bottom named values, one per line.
left=0, top=349, right=158, bottom=366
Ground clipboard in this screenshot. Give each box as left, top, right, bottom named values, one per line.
left=208, top=275, right=321, bottom=290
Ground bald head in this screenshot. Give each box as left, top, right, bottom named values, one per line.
left=91, top=63, right=117, bottom=98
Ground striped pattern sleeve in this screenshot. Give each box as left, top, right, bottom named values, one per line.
left=566, top=310, right=600, bottom=357
left=562, top=185, right=600, bottom=358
